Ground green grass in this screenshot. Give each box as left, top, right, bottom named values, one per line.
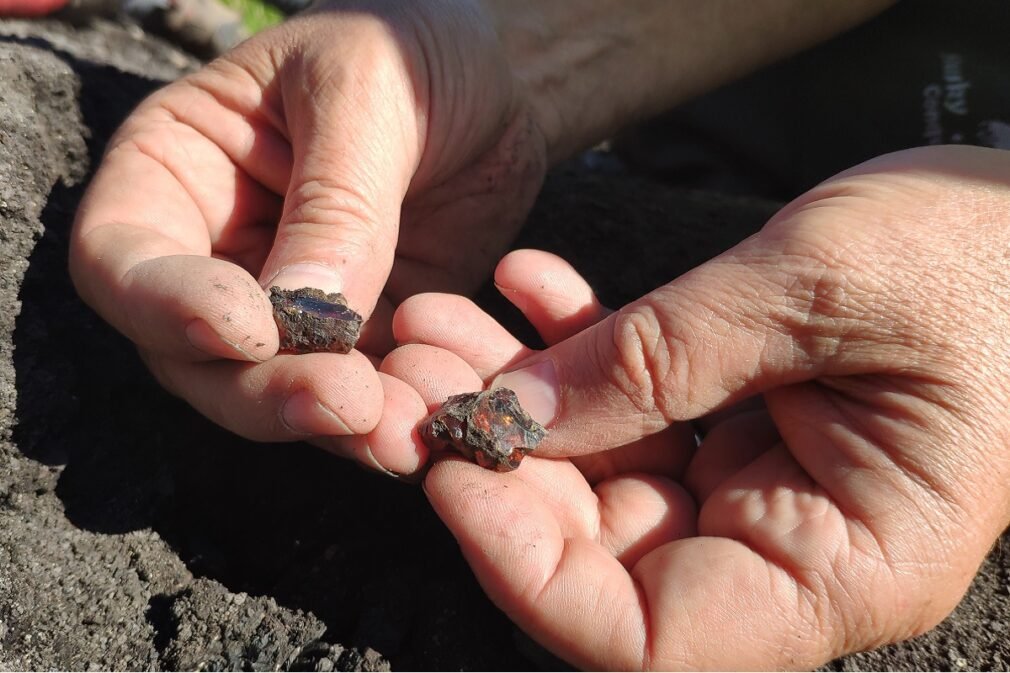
left=218, top=0, right=285, bottom=34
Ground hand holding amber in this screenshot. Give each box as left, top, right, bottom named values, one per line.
left=68, top=1, right=547, bottom=467
left=421, top=388, right=546, bottom=472
left=384, top=147, right=1010, bottom=669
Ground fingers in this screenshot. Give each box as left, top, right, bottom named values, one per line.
left=380, top=343, right=483, bottom=408
left=426, top=456, right=838, bottom=669
left=392, top=250, right=611, bottom=380
left=384, top=333, right=699, bottom=482
left=375, top=343, right=481, bottom=471
left=71, top=211, right=278, bottom=363
left=70, top=65, right=291, bottom=363
left=391, top=252, right=700, bottom=480
left=494, top=249, right=611, bottom=344
left=424, top=460, right=706, bottom=670
left=358, top=372, right=430, bottom=475
left=141, top=347, right=383, bottom=442
left=492, top=223, right=886, bottom=456
left=684, top=409, right=780, bottom=504
left=257, top=25, right=424, bottom=323
left=315, top=372, right=430, bottom=477
left=393, top=294, right=529, bottom=379
left=426, top=459, right=641, bottom=671
left=92, top=252, right=279, bottom=362
left=74, top=28, right=426, bottom=365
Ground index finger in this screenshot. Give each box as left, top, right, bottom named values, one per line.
left=71, top=62, right=293, bottom=361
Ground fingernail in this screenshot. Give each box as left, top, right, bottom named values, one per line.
left=281, top=390, right=352, bottom=436
left=185, top=318, right=261, bottom=361
left=316, top=436, right=355, bottom=460
left=494, top=359, right=559, bottom=427
left=266, top=262, right=343, bottom=294
left=357, top=442, right=385, bottom=472
left=347, top=436, right=404, bottom=478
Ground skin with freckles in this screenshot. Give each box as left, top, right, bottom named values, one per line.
left=383, top=148, right=1010, bottom=669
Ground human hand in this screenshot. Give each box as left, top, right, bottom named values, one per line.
left=67, top=0, right=896, bottom=474
left=69, top=1, right=546, bottom=473
left=384, top=146, right=1010, bottom=668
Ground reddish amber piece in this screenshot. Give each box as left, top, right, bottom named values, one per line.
left=420, top=388, right=547, bottom=472
left=269, top=286, right=363, bottom=354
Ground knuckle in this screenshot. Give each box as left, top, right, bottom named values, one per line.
left=285, top=179, right=385, bottom=235
left=608, top=306, right=686, bottom=422
left=777, top=261, right=854, bottom=365
left=744, top=233, right=869, bottom=369
left=280, top=178, right=392, bottom=261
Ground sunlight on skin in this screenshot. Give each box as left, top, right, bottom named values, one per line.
left=70, top=5, right=548, bottom=474
left=380, top=148, right=1010, bottom=670
left=381, top=251, right=851, bottom=669
left=387, top=250, right=698, bottom=481
left=64, top=0, right=1010, bottom=661
left=384, top=249, right=707, bottom=667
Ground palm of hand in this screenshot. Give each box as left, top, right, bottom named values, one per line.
left=387, top=300, right=849, bottom=669
left=384, top=237, right=994, bottom=669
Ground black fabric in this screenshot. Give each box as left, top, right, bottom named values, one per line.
left=614, top=0, right=1010, bottom=199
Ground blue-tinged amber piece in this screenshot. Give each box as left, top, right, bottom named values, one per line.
left=269, top=286, right=363, bottom=354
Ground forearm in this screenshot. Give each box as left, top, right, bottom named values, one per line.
left=484, top=0, right=896, bottom=163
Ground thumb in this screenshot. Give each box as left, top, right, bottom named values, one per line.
left=257, top=35, right=424, bottom=332
left=494, top=232, right=885, bottom=456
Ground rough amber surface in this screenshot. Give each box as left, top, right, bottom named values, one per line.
left=269, top=286, right=363, bottom=354
left=420, top=388, right=547, bottom=472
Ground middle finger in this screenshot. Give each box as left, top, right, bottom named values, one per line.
left=142, top=348, right=384, bottom=442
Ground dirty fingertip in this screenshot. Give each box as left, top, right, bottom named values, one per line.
left=354, top=374, right=431, bottom=477
left=185, top=317, right=268, bottom=362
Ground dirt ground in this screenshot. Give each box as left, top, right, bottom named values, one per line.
left=0, top=16, right=1008, bottom=672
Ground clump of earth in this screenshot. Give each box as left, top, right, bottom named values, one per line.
left=0, top=15, right=1007, bottom=672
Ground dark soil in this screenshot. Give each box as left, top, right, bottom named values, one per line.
left=0, top=16, right=1007, bottom=672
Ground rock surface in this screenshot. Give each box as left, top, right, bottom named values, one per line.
left=421, top=388, right=547, bottom=472
left=0, top=15, right=1007, bottom=672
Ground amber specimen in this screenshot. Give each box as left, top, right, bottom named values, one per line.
left=420, top=388, right=547, bottom=472
left=269, top=286, right=363, bottom=354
